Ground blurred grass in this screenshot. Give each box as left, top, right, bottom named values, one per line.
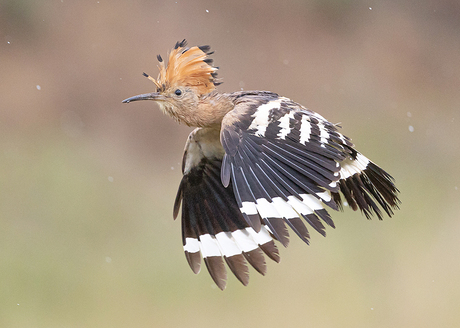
left=1, top=0, right=460, bottom=327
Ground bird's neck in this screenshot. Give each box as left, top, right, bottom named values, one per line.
left=176, top=93, right=235, bottom=128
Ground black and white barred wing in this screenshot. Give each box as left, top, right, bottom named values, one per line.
left=220, top=94, right=399, bottom=247
left=174, top=127, right=280, bottom=290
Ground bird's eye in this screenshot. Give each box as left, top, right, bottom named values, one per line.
left=175, top=89, right=182, bottom=96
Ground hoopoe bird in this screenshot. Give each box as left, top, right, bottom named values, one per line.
left=122, top=40, right=400, bottom=290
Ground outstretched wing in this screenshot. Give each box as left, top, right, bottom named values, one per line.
left=174, top=127, right=279, bottom=290
left=220, top=92, right=400, bottom=247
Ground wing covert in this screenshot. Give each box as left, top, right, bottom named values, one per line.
left=220, top=93, right=399, bottom=246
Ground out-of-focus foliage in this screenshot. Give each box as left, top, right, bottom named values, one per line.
left=1, top=1, right=459, bottom=327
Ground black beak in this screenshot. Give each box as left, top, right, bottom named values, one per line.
left=122, top=92, right=164, bottom=103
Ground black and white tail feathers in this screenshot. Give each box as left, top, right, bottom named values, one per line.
left=174, top=93, right=400, bottom=290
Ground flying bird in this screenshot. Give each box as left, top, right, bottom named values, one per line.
left=122, top=40, right=400, bottom=290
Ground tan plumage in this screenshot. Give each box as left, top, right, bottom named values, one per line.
left=151, top=39, right=218, bottom=95
left=124, top=39, right=227, bottom=127
left=122, top=40, right=400, bottom=290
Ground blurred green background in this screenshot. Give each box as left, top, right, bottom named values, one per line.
left=1, top=0, right=460, bottom=327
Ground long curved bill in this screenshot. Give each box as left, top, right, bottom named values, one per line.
left=122, top=92, right=165, bottom=103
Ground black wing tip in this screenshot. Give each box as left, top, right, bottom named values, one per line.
left=367, top=162, right=401, bottom=207
left=243, top=248, right=268, bottom=275
left=264, top=218, right=290, bottom=248
left=225, top=254, right=250, bottom=286
left=204, top=256, right=227, bottom=290
left=284, top=217, right=311, bottom=245
left=259, top=240, right=280, bottom=263
left=185, top=251, right=201, bottom=274
left=338, top=161, right=400, bottom=219
left=302, top=213, right=326, bottom=237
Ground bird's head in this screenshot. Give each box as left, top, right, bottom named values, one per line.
left=122, top=40, right=221, bottom=124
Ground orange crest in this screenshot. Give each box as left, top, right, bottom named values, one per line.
left=146, top=40, right=220, bottom=95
